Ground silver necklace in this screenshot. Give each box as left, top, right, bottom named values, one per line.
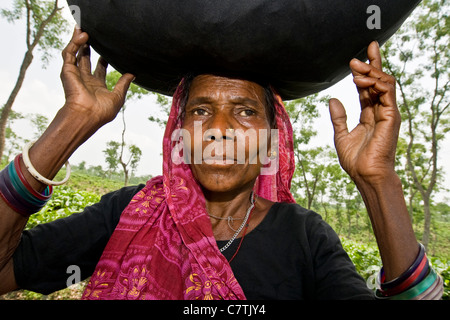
left=209, top=192, right=256, bottom=253
left=208, top=214, right=244, bottom=232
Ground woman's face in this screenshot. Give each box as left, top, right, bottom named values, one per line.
left=181, top=74, right=273, bottom=194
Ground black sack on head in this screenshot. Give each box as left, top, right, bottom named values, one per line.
left=67, top=0, right=420, bottom=100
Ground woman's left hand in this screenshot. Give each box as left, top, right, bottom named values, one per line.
left=329, top=41, right=400, bottom=186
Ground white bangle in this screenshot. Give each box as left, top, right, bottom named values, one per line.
left=22, top=141, right=71, bottom=186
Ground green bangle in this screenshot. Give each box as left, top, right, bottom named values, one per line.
left=8, top=161, right=48, bottom=206
left=376, top=268, right=438, bottom=300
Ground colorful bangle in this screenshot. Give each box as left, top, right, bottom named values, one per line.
left=15, top=154, right=52, bottom=201
left=379, top=243, right=425, bottom=290
left=375, top=240, right=443, bottom=300
left=0, top=156, right=53, bottom=217
left=22, top=141, right=71, bottom=186
left=413, top=273, right=443, bottom=300
left=8, top=161, right=47, bottom=207
left=379, top=253, right=428, bottom=296
left=0, top=174, right=32, bottom=217
left=380, top=268, right=438, bottom=300
left=0, top=166, right=40, bottom=216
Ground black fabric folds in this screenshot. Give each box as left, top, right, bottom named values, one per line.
left=67, top=0, right=420, bottom=100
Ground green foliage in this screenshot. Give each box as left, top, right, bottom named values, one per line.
left=105, top=70, right=149, bottom=100
left=1, top=0, right=70, bottom=66
left=103, top=140, right=121, bottom=174
left=103, top=71, right=148, bottom=185
left=148, top=93, right=172, bottom=128
left=26, top=185, right=101, bottom=229
left=381, top=0, right=450, bottom=249
left=341, top=237, right=449, bottom=300
left=430, top=257, right=450, bottom=300
left=340, top=238, right=381, bottom=291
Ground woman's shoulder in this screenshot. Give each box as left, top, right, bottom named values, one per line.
left=264, top=201, right=337, bottom=241
left=270, top=201, right=324, bottom=224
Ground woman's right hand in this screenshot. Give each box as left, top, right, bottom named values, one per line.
left=60, top=28, right=135, bottom=127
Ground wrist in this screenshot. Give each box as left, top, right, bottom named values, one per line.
left=353, top=171, right=418, bottom=280
left=60, top=102, right=110, bottom=132
left=352, top=169, right=401, bottom=192
left=21, top=105, right=102, bottom=190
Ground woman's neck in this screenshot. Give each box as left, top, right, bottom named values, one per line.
left=202, top=180, right=275, bottom=241
left=203, top=182, right=255, bottom=219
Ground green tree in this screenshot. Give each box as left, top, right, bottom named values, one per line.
left=1, top=109, right=25, bottom=166
left=0, top=0, right=69, bottom=160
left=104, top=71, right=148, bottom=186
left=28, top=113, right=49, bottom=138
left=381, top=0, right=450, bottom=250
left=103, top=140, right=120, bottom=177
left=148, top=93, right=172, bottom=128
left=284, top=94, right=334, bottom=210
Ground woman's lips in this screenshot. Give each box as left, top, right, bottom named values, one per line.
left=202, top=157, right=239, bottom=165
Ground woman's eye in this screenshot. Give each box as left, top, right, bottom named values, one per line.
left=193, top=109, right=209, bottom=116
left=239, top=109, right=255, bottom=117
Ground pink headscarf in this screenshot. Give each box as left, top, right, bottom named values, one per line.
left=82, top=79, right=295, bottom=300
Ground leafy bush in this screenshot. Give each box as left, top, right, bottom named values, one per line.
left=341, top=237, right=449, bottom=300
left=26, top=186, right=101, bottom=230
left=430, top=257, right=450, bottom=300
left=340, top=237, right=381, bottom=290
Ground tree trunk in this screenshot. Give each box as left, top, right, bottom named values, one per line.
left=120, top=161, right=129, bottom=187
left=0, top=51, right=34, bottom=160
left=422, top=196, right=432, bottom=251
left=0, top=0, right=60, bottom=161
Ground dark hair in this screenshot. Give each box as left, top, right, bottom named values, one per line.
left=178, top=73, right=276, bottom=128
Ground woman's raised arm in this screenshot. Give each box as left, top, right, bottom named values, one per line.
left=328, top=41, right=418, bottom=282
left=0, top=27, right=134, bottom=294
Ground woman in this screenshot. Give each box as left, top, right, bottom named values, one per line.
left=0, top=28, right=443, bottom=300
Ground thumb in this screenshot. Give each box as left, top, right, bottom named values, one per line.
left=112, top=73, right=135, bottom=104
left=329, top=98, right=349, bottom=139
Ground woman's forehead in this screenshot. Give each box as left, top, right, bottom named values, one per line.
left=187, top=74, right=266, bottom=105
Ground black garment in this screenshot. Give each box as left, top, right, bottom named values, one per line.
left=13, top=185, right=374, bottom=300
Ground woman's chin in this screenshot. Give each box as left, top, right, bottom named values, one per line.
left=191, top=162, right=260, bottom=194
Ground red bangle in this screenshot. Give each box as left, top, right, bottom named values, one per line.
left=0, top=187, right=30, bottom=217
left=15, top=154, right=52, bottom=200
left=380, top=253, right=429, bottom=296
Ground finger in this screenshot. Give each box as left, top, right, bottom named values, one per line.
left=353, top=77, right=398, bottom=125
left=329, top=98, right=349, bottom=139
left=77, top=44, right=92, bottom=74
left=353, top=76, right=396, bottom=105
left=350, top=59, right=395, bottom=87
left=367, top=41, right=383, bottom=71
left=61, top=28, right=89, bottom=66
left=112, top=73, right=136, bottom=106
left=93, top=57, right=108, bottom=81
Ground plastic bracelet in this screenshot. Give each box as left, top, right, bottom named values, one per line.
left=413, top=274, right=443, bottom=300
left=380, top=254, right=429, bottom=296
left=376, top=268, right=438, bottom=300
left=0, top=167, right=40, bottom=216
left=9, top=158, right=52, bottom=210
left=0, top=190, right=29, bottom=217
left=15, top=154, right=52, bottom=200
left=8, top=164, right=42, bottom=206
left=380, top=243, right=425, bottom=290
left=22, top=141, right=71, bottom=186
left=0, top=160, right=53, bottom=217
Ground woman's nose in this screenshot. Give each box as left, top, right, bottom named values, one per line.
left=205, top=112, right=234, bottom=141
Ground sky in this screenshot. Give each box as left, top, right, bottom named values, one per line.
left=0, top=1, right=448, bottom=201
